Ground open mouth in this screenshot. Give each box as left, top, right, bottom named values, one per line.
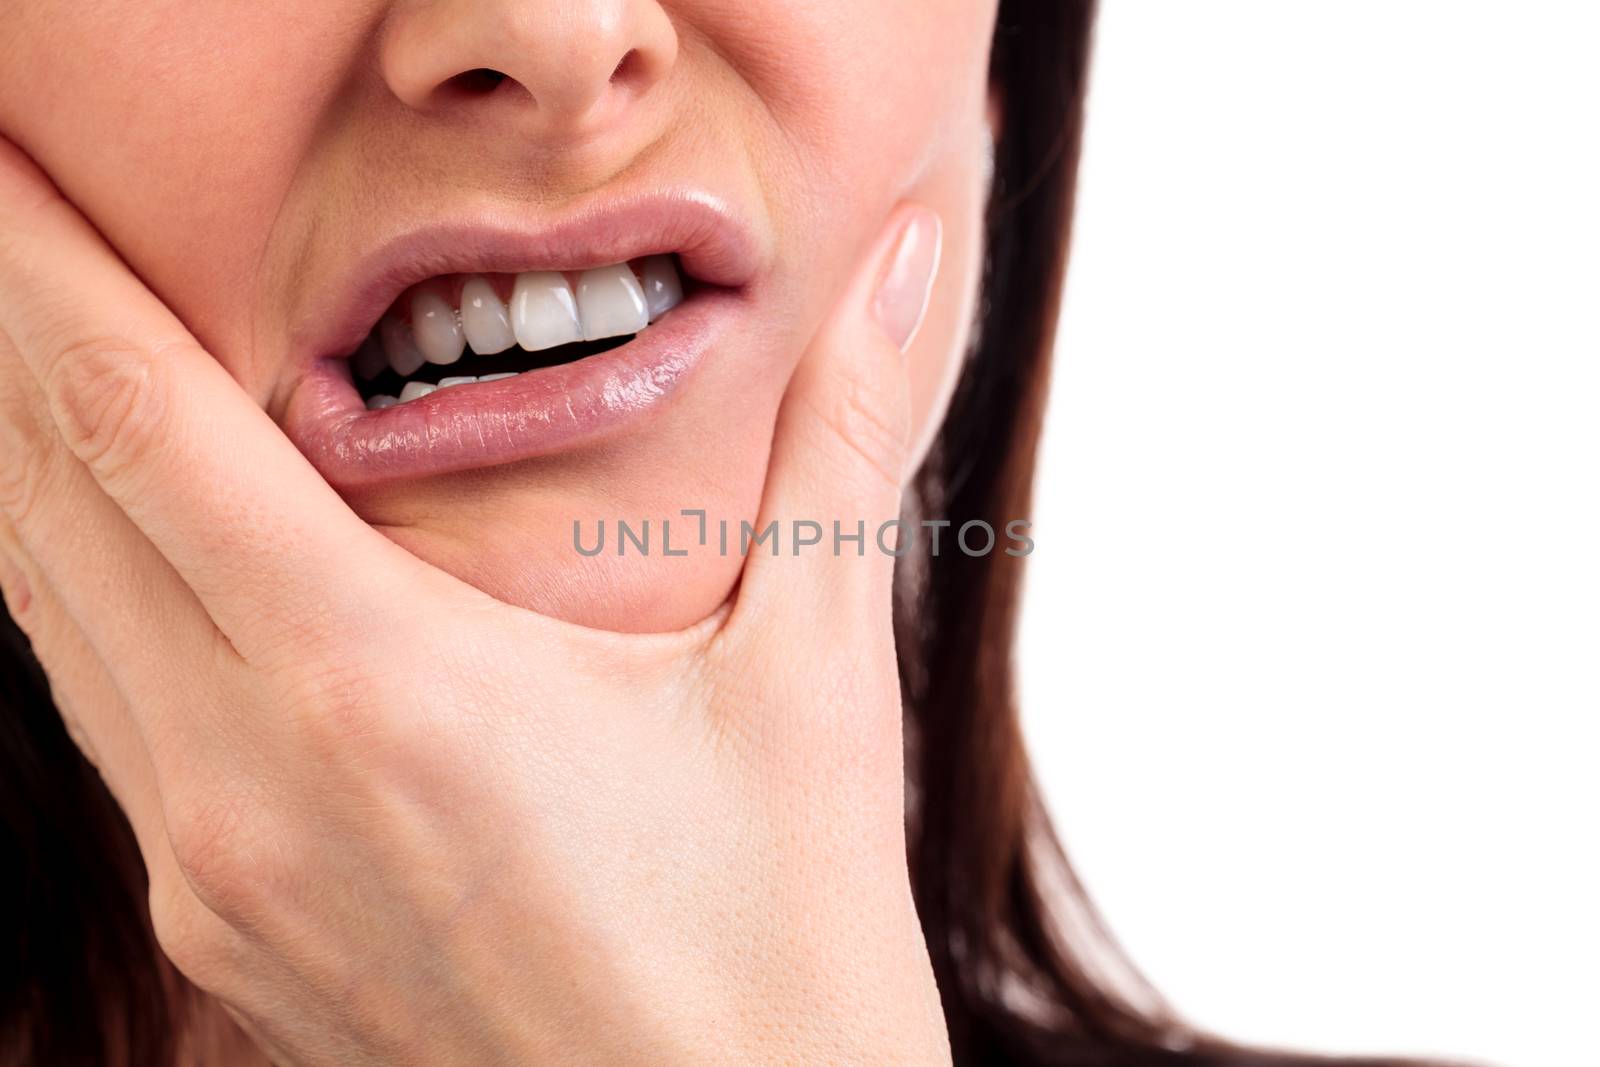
left=351, top=255, right=688, bottom=408
left=281, top=193, right=762, bottom=489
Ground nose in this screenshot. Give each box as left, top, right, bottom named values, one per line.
left=381, top=0, right=677, bottom=132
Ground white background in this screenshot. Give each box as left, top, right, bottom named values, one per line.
left=1018, top=5, right=1599, bottom=1066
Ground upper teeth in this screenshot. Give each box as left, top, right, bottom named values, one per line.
left=353, top=255, right=685, bottom=395
left=460, top=276, right=515, bottom=356
left=512, top=270, right=583, bottom=353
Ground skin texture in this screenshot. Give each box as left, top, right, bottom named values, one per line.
left=0, top=0, right=997, bottom=632
left=0, top=170, right=949, bottom=1063
left=0, top=1, right=1001, bottom=1061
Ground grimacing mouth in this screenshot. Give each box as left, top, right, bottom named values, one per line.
left=278, top=194, right=763, bottom=487
left=347, top=254, right=692, bottom=408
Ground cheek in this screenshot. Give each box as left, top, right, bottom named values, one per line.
left=0, top=2, right=353, bottom=397
left=708, top=0, right=997, bottom=464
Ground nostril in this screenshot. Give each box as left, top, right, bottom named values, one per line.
left=449, top=68, right=509, bottom=95
left=610, top=50, right=643, bottom=87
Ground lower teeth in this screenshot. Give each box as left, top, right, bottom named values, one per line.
left=361, top=334, right=634, bottom=409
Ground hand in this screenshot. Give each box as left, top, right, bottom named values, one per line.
left=0, top=138, right=948, bottom=1065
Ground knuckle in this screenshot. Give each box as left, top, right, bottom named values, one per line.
left=278, top=653, right=435, bottom=768
left=0, top=444, right=51, bottom=531
left=0, top=564, right=35, bottom=635
left=295, top=674, right=391, bottom=752
left=148, top=882, right=233, bottom=990
left=0, top=444, right=49, bottom=526
left=166, top=791, right=287, bottom=927
left=0, top=395, right=59, bottom=527
left=42, top=335, right=171, bottom=483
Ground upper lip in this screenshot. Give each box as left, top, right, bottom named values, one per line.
left=288, top=186, right=765, bottom=371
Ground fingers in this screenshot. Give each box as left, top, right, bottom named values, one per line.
left=732, top=203, right=942, bottom=636
left=0, top=138, right=422, bottom=664
left=0, top=528, right=175, bottom=870
left=0, top=360, right=234, bottom=768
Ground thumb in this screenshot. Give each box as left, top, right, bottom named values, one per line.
left=733, top=203, right=942, bottom=633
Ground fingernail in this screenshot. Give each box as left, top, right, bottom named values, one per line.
left=874, top=208, right=943, bottom=353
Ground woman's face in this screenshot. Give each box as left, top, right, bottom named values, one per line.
left=1, top=0, right=997, bottom=631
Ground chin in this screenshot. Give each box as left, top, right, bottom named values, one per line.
left=333, top=321, right=786, bottom=632
left=383, top=517, right=749, bottom=633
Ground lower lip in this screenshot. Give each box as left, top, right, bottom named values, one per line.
left=283, top=290, right=734, bottom=490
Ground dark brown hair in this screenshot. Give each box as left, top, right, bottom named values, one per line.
left=905, top=2, right=1440, bottom=1065
left=2, top=2, right=1443, bottom=1064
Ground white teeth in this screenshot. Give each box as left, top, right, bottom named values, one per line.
left=638, top=255, right=684, bottom=320
left=459, top=276, right=515, bottom=355
left=379, top=316, right=427, bottom=377
left=511, top=271, right=583, bottom=352
left=353, top=336, right=388, bottom=381
left=411, top=289, right=465, bottom=365
left=366, top=259, right=683, bottom=399
left=576, top=264, right=649, bottom=342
